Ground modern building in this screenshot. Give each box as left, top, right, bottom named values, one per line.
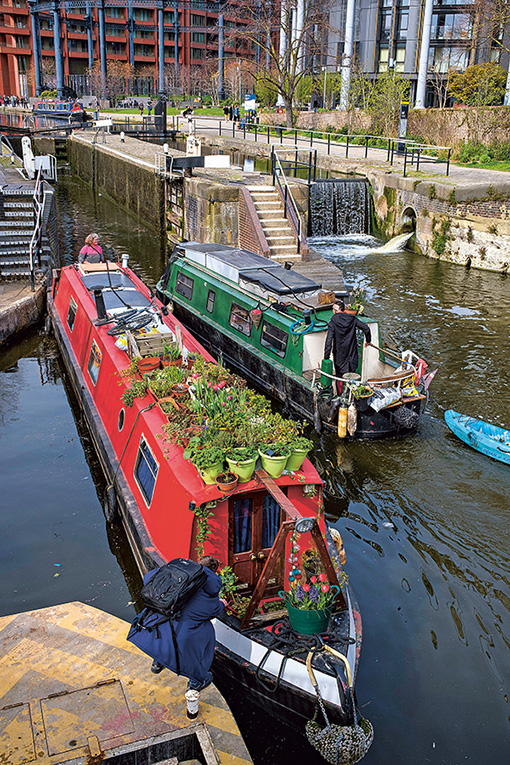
left=0, top=0, right=254, bottom=99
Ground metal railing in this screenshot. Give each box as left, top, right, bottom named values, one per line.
left=179, top=118, right=452, bottom=176
left=270, top=147, right=308, bottom=255
left=29, top=166, right=44, bottom=290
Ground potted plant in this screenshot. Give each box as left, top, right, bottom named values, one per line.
left=352, top=383, right=373, bottom=411
left=216, top=471, right=239, bottom=492
left=279, top=570, right=340, bottom=635
left=184, top=440, right=225, bottom=485
left=226, top=445, right=259, bottom=483
left=258, top=442, right=290, bottom=479
left=345, top=286, right=366, bottom=315
left=285, top=435, right=313, bottom=472
left=161, top=341, right=182, bottom=367
left=122, top=377, right=149, bottom=407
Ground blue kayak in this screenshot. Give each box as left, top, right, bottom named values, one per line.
left=444, top=410, right=510, bottom=465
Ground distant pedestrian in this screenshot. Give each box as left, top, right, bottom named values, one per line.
left=223, top=105, right=229, bottom=120
left=139, top=103, right=144, bottom=117
left=228, top=104, right=233, bottom=121
left=233, top=105, right=240, bottom=123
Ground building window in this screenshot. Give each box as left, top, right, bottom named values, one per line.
left=191, top=48, right=205, bottom=59
left=378, top=46, right=389, bottom=72
left=106, top=7, right=122, bottom=18
left=229, top=303, right=251, bottom=336
left=134, top=437, right=159, bottom=505
left=379, top=7, right=392, bottom=39
left=87, top=339, right=102, bottom=385
left=428, top=45, right=468, bottom=72
left=135, top=9, right=151, bottom=21
left=164, top=11, right=175, bottom=24
left=397, top=11, right=408, bottom=39
left=260, top=321, right=288, bottom=358
left=175, top=272, right=194, bottom=300
left=191, top=14, right=204, bottom=25
left=206, top=289, right=215, bottom=313
left=67, top=296, right=77, bottom=331
left=191, top=32, right=205, bottom=43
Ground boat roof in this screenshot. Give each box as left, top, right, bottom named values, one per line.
left=177, top=241, right=322, bottom=296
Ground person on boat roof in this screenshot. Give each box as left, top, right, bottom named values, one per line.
left=78, top=233, right=103, bottom=264
left=132, top=556, right=225, bottom=692
left=324, top=300, right=371, bottom=396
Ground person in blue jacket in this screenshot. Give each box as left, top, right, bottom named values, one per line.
left=129, top=556, right=225, bottom=691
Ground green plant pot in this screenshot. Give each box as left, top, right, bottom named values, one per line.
left=198, top=460, right=224, bottom=485
left=286, top=448, right=310, bottom=472
left=284, top=602, right=333, bottom=635
left=226, top=456, right=257, bottom=483
left=258, top=449, right=288, bottom=479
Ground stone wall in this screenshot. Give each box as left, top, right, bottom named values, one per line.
left=184, top=176, right=239, bottom=246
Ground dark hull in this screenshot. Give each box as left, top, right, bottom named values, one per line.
left=169, top=299, right=425, bottom=440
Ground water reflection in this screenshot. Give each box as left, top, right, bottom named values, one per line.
left=311, top=234, right=510, bottom=763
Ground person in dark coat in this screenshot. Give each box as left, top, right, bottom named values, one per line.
left=129, top=556, right=225, bottom=691
left=324, top=300, right=371, bottom=395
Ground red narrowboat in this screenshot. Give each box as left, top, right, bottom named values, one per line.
left=48, top=260, right=371, bottom=759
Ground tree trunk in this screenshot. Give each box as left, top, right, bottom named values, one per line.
left=284, top=97, right=294, bottom=128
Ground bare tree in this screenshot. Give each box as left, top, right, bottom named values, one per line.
left=222, top=0, right=336, bottom=127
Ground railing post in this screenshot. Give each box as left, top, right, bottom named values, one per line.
left=308, top=151, right=312, bottom=184
left=313, top=149, right=317, bottom=181
left=446, top=148, right=451, bottom=176
left=233, top=121, right=235, bottom=138
left=280, top=127, right=283, bottom=145
left=255, top=124, right=257, bottom=142
left=244, top=122, right=246, bottom=140
left=390, top=140, right=395, bottom=166
left=403, top=145, right=407, bottom=177
left=328, top=133, right=330, bottom=155
left=271, top=147, right=275, bottom=185
left=310, top=130, right=313, bottom=148
left=297, top=217, right=301, bottom=254
left=365, top=137, right=369, bottom=158
left=386, top=139, right=391, bottom=162
left=417, top=148, right=421, bottom=173
left=295, top=128, right=297, bottom=144
left=284, top=185, right=288, bottom=218
left=219, top=119, right=221, bottom=136
left=267, top=126, right=270, bottom=144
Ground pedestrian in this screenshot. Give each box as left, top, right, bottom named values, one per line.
left=228, top=104, right=233, bottom=121
left=147, top=98, right=153, bottom=115
left=132, top=556, right=225, bottom=692
left=139, top=103, right=144, bottom=117
left=324, top=300, right=371, bottom=395
left=233, top=104, right=240, bottom=123
left=223, top=104, right=229, bottom=121
left=78, top=233, right=103, bottom=264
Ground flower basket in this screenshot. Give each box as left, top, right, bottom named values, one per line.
left=286, top=448, right=310, bottom=472
left=226, top=456, right=257, bottom=483
left=258, top=448, right=289, bottom=479
left=216, top=471, right=239, bottom=493
left=171, top=382, right=189, bottom=397
left=161, top=356, right=183, bottom=368
left=198, top=461, right=225, bottom=485
left=157, top=396, right=179, bottom=419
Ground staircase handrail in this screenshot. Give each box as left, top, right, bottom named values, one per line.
left=271, top=147, right=309, bottom=256
left=29, top=166, right=44, bottom=290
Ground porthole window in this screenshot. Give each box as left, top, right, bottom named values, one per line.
left=118, top=408, right=125, bottom=432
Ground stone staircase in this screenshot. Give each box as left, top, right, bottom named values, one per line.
left=247, top=185, right=301, bottom=264
left=0, top=184, right=53, bottom=280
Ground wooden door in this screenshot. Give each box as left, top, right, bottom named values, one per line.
left=230, top=492, right=283, bottom=594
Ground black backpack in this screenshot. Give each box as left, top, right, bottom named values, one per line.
left=128, top=558, right=207, bottom=675
left=141, top=558, right=207, bottom=619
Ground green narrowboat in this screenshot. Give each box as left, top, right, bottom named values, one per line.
left=157, top=242, right=431, bottom=439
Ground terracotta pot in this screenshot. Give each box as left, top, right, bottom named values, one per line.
left=216, top=472, right=239, bottom=493
left=343, top=308, right=358, bottom=316
left=161, top=356, right=182, bottom=367
left=171, top=383, right=189, bottom=397
left=137, top=356, right=161, bottom=374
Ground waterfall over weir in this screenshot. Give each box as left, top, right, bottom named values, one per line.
left=310, top=179, right=370, bottom=236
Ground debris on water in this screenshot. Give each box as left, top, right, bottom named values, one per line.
left=54, top=563, right=61, bottom=567
left=54, top=573, right=60, bottom=577
left=382, top=522, right=395, bottom=529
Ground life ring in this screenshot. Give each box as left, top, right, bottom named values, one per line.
left=330, top=528, right=346, bottom=566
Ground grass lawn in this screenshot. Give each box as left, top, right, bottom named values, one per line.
left=454, top=160, right=510, bottom=172
left=101, top=106, right=225, bottom=117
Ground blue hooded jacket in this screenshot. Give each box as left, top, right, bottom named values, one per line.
left=128, top=566, right=224, bottom=684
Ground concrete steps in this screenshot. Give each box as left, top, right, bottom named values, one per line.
left=247, top=186, right=300, bottom=262
left=0, top=189, right=39, bottom=280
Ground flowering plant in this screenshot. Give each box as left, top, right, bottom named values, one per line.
left=347, top=286, right=366, bottom=313
left=283, top=570, right=338, bottom=611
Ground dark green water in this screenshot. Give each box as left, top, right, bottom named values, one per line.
left=1, top=177, right=509, bottom=764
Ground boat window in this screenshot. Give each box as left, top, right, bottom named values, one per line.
left=118, top=408, right=125, bottom=432
left=135, top=437, right=159, bottom=505
left=87, top=339, right=102, bottom=385
left=260, top=321, right=288, bottom=358
left=233, top=497, right=253, bottom=553
left=229, top=303, right=251, bottom=337
left=262, top=495, right=281, bottom=549
left=206, top=289, right=215, bottom=313
left=175, top=272, right=194, bottom=300
left=67, top=296, right=77, bottom=331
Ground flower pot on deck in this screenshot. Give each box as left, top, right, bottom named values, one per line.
left=286, top=448, right=310, bottom=472
left=258, top=449, right=288, bottom=479
left=198, top=461, right=225, bottom=485
left=137, top=356, right=161, bottom=374
left=226, top=456, right=257, bottom=483
left=216, top=471, right=239, bottom=492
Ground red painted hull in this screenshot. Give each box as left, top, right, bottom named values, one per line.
left=49, top=263, right=322, bottom=573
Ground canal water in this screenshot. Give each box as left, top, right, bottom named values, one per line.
left=1, top=173, right=509, bottom=764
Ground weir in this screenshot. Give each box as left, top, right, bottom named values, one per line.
left=309, top=178, right=370, bottom=236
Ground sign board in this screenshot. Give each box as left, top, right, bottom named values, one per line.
left=397, top=100, right=409, bottom=154
left=244, top=94, right=257, bottom=112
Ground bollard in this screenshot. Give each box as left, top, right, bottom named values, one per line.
left=120, top=131, right=125, bottom=143
left=121, top=253, right=129, bottom=268
left=163, top=143, right=169, bottom=154
left=185, top=688, right=200, bottom=720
